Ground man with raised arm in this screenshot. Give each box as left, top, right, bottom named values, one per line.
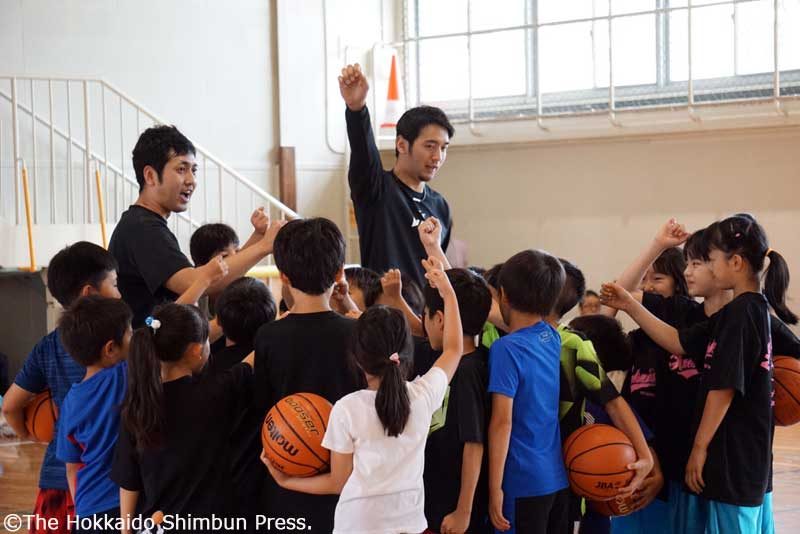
left=339, top=63, right=454, bottom=287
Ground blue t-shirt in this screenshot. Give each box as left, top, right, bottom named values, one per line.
left=14, top=329, right=85, bottom=491
left=488, top=322, right=568, bottom=498
left=56, top=361, right=127, bottom=516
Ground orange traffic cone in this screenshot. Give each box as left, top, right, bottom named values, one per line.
left=380, top=55, right=403, bottom=128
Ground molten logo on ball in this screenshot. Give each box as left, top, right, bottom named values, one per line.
left=264, top=413, right=300, bottom=457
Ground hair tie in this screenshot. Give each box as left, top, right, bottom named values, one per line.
left=388, top=352, right=400, bottom=366
left=145, top=316, right=161, bottom=332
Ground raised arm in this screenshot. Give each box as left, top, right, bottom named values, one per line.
left=600, top=282, right=686, bottom=355
left=424, top=258, right=464, bottom=381
left=602, top=218, right=690, bottom=317
left=340, top=64, right=384, bottom=203
left=379, top=269, right=424, bottom=337
left=418, top=217, right=452, bottom=270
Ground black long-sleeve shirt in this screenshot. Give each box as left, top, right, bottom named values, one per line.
left=345, top=106, right=452, bottom=287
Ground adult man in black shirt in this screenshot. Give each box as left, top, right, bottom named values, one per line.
left=109, top=125, right=283, bottom=326
left=339, top=63, right=454, bottom=288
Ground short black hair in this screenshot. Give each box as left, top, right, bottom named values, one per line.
left=568, top=315, right=632, bottom=373
left=395, top=106, right=455, bottom=158
left=215, top=277, right=276, bottom=346
left=554, top=258, right=587, bottom=318
left=483, top=263, right=504, bottom=291
left=58, top=295, right=132, bottom=366
left=345, top=267, right=382, bottom=308
left=190, top=223, right=239, bottom=266
left=132, top=125, right=196, bottom=192
left=273, top=218, right=345, bottom=295
left=582, top=290, right=599, bottom=302
left=424, top=269, right=492, bottom=336
left=47, top=242, right=119, bottom=308
left=499, top=250, right=565, bottom=316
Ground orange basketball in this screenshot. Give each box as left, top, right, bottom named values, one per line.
left=773, top=356, right=800, bottom=426
left=24, top=390, right=59, bottom=443
left=563, top=424, right=637, bottom=500
left=589, top=493, right=637, bottom=517
left=261, top=393, right=332, bottom=477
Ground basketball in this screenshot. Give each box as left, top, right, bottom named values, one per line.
left=774, top=356, right=800, bottom=427
left=563, top=424, right=637, bottom=500
left=589, top=493, right=637, bottom=516
left=261, top=393, right=333, bottom=477
left=24, top=390, right=59, bottom=443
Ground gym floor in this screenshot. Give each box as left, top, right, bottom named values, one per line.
left=2, top=425, right=799, bottom=533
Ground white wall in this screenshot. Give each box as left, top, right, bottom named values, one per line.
left=0, top=0, right=278, bottom=190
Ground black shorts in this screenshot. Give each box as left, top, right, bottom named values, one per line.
left=514, top=488, right=571, bottom=534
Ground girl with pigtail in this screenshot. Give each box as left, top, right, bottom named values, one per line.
left=111, top=303, right=254, bottom=534
left=263, top=257, right=464, bottom=534
left=601, top=213, right=796, bottom=534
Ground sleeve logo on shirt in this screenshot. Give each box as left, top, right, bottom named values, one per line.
left=411, top=217, right=422, bottom=228
left=704, top=340, right=717, bottom=370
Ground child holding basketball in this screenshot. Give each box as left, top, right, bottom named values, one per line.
left=55, top=296, right=133, bottom=532
left=602, top=214, right=796, bottom=533
left=253, top=217, right=363, bottom=533
left=2, top=242, right=120, bottom=534
left=263, top=256, right=464, bottom=534
left=112, top=303, right=254, bottom=534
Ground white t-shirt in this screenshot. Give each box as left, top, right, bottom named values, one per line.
left=321, top=365, right=449, bottom=534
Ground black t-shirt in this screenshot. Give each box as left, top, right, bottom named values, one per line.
left=345, top=107, right=452, bottom=288
left=424, top=348, right=491, bottom=533
left=109, top=205, right=193, bottom=327
left=205, top=344, right=263, bottom=523
left=772, top=316, right=800, bottom=357
left=678, top=292, right=773, bottom=506
left=641, top=293, right=707, bottom=483
left=413, top=337, right=441, bottom=379
left=253, top=311, right=363, bottom=533
left=111, top=363, right=253, bottom=532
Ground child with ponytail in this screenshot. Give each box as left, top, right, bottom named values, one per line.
left=601, top=214, right=796, bottom=533
left=111, top=303, right=254, bottom=534
left=263, top=257, right=463, bottom=534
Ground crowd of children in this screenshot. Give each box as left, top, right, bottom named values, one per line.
left=2, top=124, right=799, bottom=534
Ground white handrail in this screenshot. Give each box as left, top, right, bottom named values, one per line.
left=0, top=76, right=299, bottom=243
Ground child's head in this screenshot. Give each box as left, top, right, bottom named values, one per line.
left=554, top=258, right=586, bottom=319
left=344, top=267, right=382, bottom=310
left=124, top=303, right=209, bottom=449
left=273, top=218, right=345, bottom=296
left=706, top=214, right=797, bottom=324
left=189, top=223, right=239, bottom=266
left=215, top=277, right=276, bottom=346
left=423, top=269, right=492, bottom=350
left=579, top=290, right=602, bottom=316
left=568, top=314, right=632, bottom=391
left=58, top=295, right=133, bottom=367
left=641, top=247, right=688, bottom=299
left=352, top=306, right=413, bottom=437
left=498, top=249, right=565, bottom=322
left=683, top=228, right=718, bottom=298
left=47, top=241, right=120, bottom=307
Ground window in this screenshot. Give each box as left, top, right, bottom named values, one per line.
left=402, top=0, right=800, bottom=120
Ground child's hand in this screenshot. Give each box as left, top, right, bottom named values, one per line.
left=199, top=255, right=229, bottom=284
left=489, top=489, right=511, bottom=531
left=619, top=456, right=654, bottom=497
left=251, top=207, right=269, bottom=234
left=654, top=218, right=691, bottom=249
left=685, top=444, right=707, bottom=494
left=418, top=216, right=442, bottom=250
left=331, top=280, right=359, bottom=314
left=260, top=449, right=291, bottom=487
left=440, top=509, right=470, bottom=534
left=629, top=460, right=664, bottom=512
left=380, top=269, right=403, bottom=301
left=600, top=282, right=636, bottom=312
left=422, top=257, right=453, bottom=297
left=260, top=216, right=287, bottom=254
